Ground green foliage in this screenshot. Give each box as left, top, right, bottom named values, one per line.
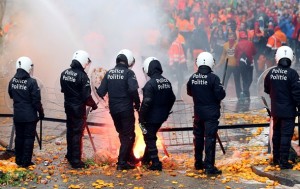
left=0, top=170, right=35, bottom=186
left=84, top=158, right=96, bottom=166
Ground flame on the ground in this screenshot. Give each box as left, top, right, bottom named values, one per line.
left=133, top=123, right=165, bottom=159
left=133, top=123, right=146, bottom=158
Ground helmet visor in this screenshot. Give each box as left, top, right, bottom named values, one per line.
left=30, top=64, right=34, bottom=76
left=129, top=57, right=135, bottom=68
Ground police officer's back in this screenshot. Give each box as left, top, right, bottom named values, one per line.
left=60, top=50, right=97, bottom=169
left=264, top=46, right=300, bottom=169
left=60, top=51, right=97, bottom=117
left=97, top=50, right=140, bottom=114
left=187, top=53, right=226, bottom=121
left=8, top=56, right=44, bottom=167
left=187, top=52, right=225, bottom=175
left=96, top=49, right=140, bottom=170
left=139, top=57, right=176, bottom=171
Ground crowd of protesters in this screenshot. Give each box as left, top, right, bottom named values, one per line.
left=153, top=0, right=300, bottom=99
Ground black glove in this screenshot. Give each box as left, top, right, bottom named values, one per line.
left=92, top=103, right=98, bottom=111
left=134, top=103, right=140, bottom=111
left=39, top=112, right=45, bottom=120
left=138, top=113, right=145, bottom=125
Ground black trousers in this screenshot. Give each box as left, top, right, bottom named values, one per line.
left=66, top=114, right=85, bottom=164
left=142, top=123, right=162, bottom=163
left=272, top=117, right=295, bottom=162
left=15, top=121, right=37, bottom=165
left=111, top=110, right=136, bottom=165
left=193, top=118, right=219, bottom=168
left=223, top=65, right=241, bottom=99
left=239, top=62, right=253, bottom=98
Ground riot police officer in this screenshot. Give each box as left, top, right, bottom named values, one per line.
left=60, top=50, right=98, bottom=169
left=139, top=57, right=176, bottom=171
left=264, top=46, right=300, bottom=169
left=187, top=52, right=226, bottom=175
left=8, top=56, right=44, bottom=167
left=96, top=49, right=140, bottom=170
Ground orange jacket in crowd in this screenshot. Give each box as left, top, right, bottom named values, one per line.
left=168, top=39, right=186, bottom=66
left=176, top=17, right=195, bottom=32
left=266, top=27, right=287, bottom=50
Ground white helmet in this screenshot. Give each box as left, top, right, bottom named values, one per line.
left=72, top=50, right=91, bottom=69
left=143, top=57, right=157, bottom=74
left=15, top=56, right=33, bottom=74
left=275, top=46, right=294, bottom=64
left=117, top=49, right=135, bottom=68
left=196, top=52, right=215, bottom=69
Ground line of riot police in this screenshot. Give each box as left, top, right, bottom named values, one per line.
left=8, top=46, right=300, bottom=174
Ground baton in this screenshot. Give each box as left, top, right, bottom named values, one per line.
left=222, top=58, right=229, bottom=86
left=86, top=105, right=97, bottom=153
left=261, top=96, right=272, bottom=152
left=261, top=96, right=271, bottom=117
left=40, top=119, right=42, bottom=150
left=216, top=133, right=226, bottom=155
left=35, top=131, right=41, bottom=150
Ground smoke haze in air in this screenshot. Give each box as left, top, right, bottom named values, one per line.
left=3, top=0, right=166, bottom=87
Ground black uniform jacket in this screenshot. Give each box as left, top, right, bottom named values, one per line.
left=139, top=60, right=176, bottom=124
left=60, top=60, right=96, bottom=117
left=264, top=65, right=300, bottom=118
left=8, top=69, right=43, bottom=122
left=187, top=65, right=226, bottom=120
left=96, top=63, right=140, bottom=115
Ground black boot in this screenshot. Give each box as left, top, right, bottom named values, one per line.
left=21, top=162, right=35, bottom=168
left=22, top=138, right=35, bottom=168
left=14, top=125, right=25, bottom=167
left=148, top=161, right=162, bottom=171
left=71, top=161, right=89, bottom=169
left=205, top=165, right=222, bottom=175
left=280, top=155, right=293, bottom=169
left=194, top=161, right=204, bottom=170
left=117, top=162, right=135, bottom=170
left=193, top=137, right=204, bottom=170
left=141, top=157, right=151, bottom=166
left=128, top=153, right=141, bottom=165
left=204, top=137, right=221, bottom=174
left=271, top=155, right=280, bottom=166
left=69, top=128, right=85, bottom=168
left=65, top=154, right=71, bottom=162
left=15, top=159, right=23, bottom=166
left=141, top=146, right=151, bottom=166
left=272, top=158, right=280, bottom=166
left=279, top=161, right=293, bottom=169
